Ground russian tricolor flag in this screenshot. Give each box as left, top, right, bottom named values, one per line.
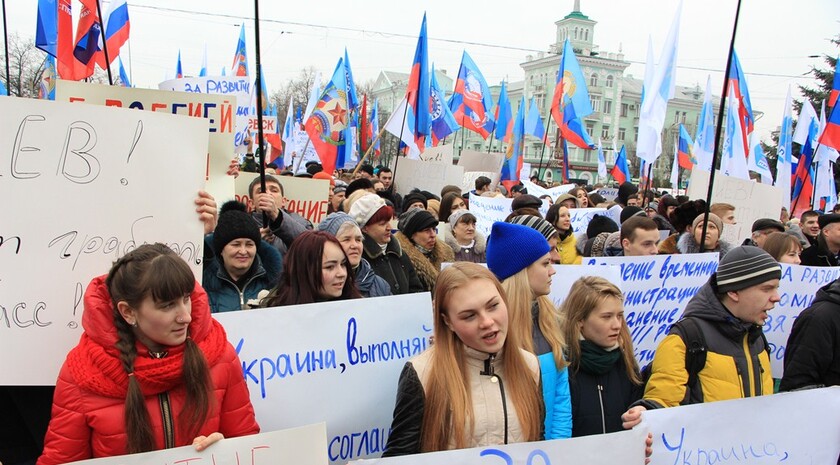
left=610, top=145, right=631, bottom=184
left=96, top=0, right=130, bottom=68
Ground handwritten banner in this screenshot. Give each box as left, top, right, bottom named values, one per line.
left=594, top=187, right=618, bottom=202
left=159, top=76, right=251, bottom=154
left=418, top=145, right=453, bottom=164
left=213, top=293, right=433, bottom=464
left=235, top=173, right=330, bottom=225
left=582, top=254, right=720, bottom=365
left=687, top=169, right=783, bottom=245
left=764, top=264, right=840, bottom=376
left=56, top=80, right=236, bottom=201
left=393, top=158, right=464, bottom=199
left=644, top=387, right=840, bottom=465
left=0, top=97, right=208, bottom=385
left=349, top=427, right=646, bottom=465
left=66, top=423, right=329, bottom=465
left=283, top=127, right=321, bottom=174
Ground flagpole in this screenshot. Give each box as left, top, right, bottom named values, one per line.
left=94, top=0, right=113, bottom=85
left=1, top=0, right=10, bottom=95
left=392, top=98, right=411, bottom=181
left=699, top=0, right=743, bottom=253
left=459, top=127, right=466, bottom=157
left=557, top=129, right=567, bottom=184
left=294, top=138, right=312, bottom=173
left=486, top=132, right=495, bottom=153
left=536, top=103, right=552, bottom=183
left=353, top=126, right=389, bottom=176
left=643, top=163, right=653, bottom=206
left=252, top=0, right=269, bottom=227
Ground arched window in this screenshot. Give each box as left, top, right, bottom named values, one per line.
left=584, top=29, right=589, bottom=41
left=590, top=73, right=598, bottom=87
left=605, top=75, right=614, bottom=88
left=574, top=27, right=578, bottom=39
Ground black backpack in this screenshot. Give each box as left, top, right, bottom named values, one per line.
left=640, top=318, right=707, bottom=396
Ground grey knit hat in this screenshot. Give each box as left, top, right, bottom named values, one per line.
left=508, top=215, right=557, bottom=241
left=317, top=212, right=357, bottom=237
left=715, top=246, right=782, bottom=293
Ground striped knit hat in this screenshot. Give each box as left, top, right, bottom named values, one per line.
left=508, top=215, right=557, bottom=241
left=715, top=245, right=781, bottom=293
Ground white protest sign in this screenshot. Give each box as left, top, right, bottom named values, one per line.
left=56, top=80, right=236, bottom=201
left=644, top=387, right=840, bottom=465
left=764, top=264, right=840, bottom=376
left=213, top=293, right=433, bottom=464
left=687, top=169, right=783, bottom=245
left=350, top=427, right=646, bottom=465
left=582, top=254, right=720, bottom=365
left=235, top=173, right=330, bottom=225
left=159, top=76, right=251, bottom=153
left=520, top=161, right=531, bottom=180
left=568, top=208, right=609, bottom=235
left=248, top=115, right=279, bottom=134
left=594, top=187, right=618, bottom=202
left=468, top=194, right=550, bottom=238
left=462, top=171, right=499, bottom=193
left=418, top=145, right=453, bottom=164
left=66, top=423, right=329, bottom=465
left=549, top=265, right=623, bottom=309
left=289, top=127, right=320, bottom=174
left=394, top=158, right=464, bottom=198
left=1, top=97, right=208, bottom=385
left=457, top=149, right=504, bottom=173
left=522, top=180, right=575, bottom=199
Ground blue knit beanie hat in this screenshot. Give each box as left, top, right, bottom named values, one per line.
left=487, top=222, right=551, bottom=281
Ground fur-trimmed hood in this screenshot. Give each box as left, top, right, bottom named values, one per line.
left=676, top=232, right=733, bottom=260
left=444, top=231, right=487, bottom=255
left=395, top=231, right=454, bottom=291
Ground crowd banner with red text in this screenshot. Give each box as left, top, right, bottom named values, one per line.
left=234, top=172, right=330, bottom=225
left=0, top=97, right=208, bottom=385
left=56, top=80, right=236, bottom=201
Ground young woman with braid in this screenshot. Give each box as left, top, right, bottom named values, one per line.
left=38, top=244, right=258, bottom=465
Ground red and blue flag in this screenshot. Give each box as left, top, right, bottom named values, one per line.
left=370, top=99, right=381, bottom=158
left=792, top=128, right=816, bottom=217
left=175, top=50, right=183, bottom=78
left=819, top=92, right=840, bottom=152
left=231, top=24, right=248, bottom=77
left=429, top=64, right=460, bottom=145
left=551, top=39, right=595, bottom=148
left=450, top=51, right=495, bottom=139
left=728, top=50, right=754, bottom=156
left=500, top=97, right=526, bottom=191
left=405, top=14, right=431, bottom=150
left=71, top=0, right=102, bottom=80
left=95, top=0, right=130, bottom=68
left=677, top=124, right=696, bottom=169
left=305, top=58, right=348, bottom=175
left=610, top=145, right=631, bottom=184
left=830, top=57, right=839, bottom=109
left=494, top=81, right=513, bottom=142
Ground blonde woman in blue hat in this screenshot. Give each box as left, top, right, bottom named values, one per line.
left=487, top=222, right=571, bottom=440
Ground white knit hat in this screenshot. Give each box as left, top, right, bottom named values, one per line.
left=349, top=193, right=386, bottom=227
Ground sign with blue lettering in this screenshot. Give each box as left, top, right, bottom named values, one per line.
left=213, top=293, right=433, bottom=464
left=764, top=264, right=840, bottom=376
left=66, top=423, right=328, bottom=465
left=644, top=387, right=840, bottom=465
left=582, top=254, right=719, bottom=365
left=0, top=97, right=208, bottom=385
left=349, top=426, right=645, bottom=465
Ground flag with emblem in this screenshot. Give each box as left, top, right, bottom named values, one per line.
left=305, top=58, right=348, bottom=175
left=450, top=51, right=495, bottom=139
left=39, top=54, right=57, bottom=99
left=231, top=24, right=248, bottom=77
left=551, top=38, right=595, bottom=148
left=500, top=97, right=526, bottom=191
left=429, top=64, right=460, bottom=145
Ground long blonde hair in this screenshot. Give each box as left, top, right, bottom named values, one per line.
left=562, top=276, right=641, bottom=384
left=421, top=262, right=542, bottom=452
left=500, top=268, right=567, bottom=370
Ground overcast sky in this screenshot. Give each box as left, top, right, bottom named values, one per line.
left=5, top=0, right=839, bottom=140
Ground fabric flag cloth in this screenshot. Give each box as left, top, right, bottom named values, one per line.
left=360, top=95, right=370, bottom=154
left=199, top=44, right=208, bottom=77
left=116, top=57, right=131, bottom=87
left=231, top=24, right=248, bottom=77
left=830, top=57, right=839, bottom=109
left=639, top=159, right=649, bottom=189
left=343, top=48, right=359, bottom=111
left=816, top=100, right=840, bottom=162
left=670, top=139, right=680, bottom=188
left=450, top=51, right=495, bottom=139
left=747, top=132, right=773, bottom=184
left=693, top=75, right=715, bottom=171
left=792, top=123, right=817, bottom=217
left=428, top=64, right=460, bottom=145
left=641, top=36, right=655, bottom=103
left=303, top=71, right=322, bottom=123
left=175, top=50, right=183, bottom=79
left=677, top=124, right=696, bottom=170
left=814, top=156, right=837, bottom=211
left=343, top=111, right=359, bottom=169
left=71, top=0, right=102, bottom=81
left=776, top=87, right=794, bottom=211
left=304, top=57, right=349, bottom=174
left=728, top=50, right=755, bottom=156
left=39, top=54, right=57, bottom=99
left=494, top=81, right=513, bottom=143
left=550, top=38, right=595, bottom=148
left=383, top=97, right=421, bottom=158
left=95, top=0, right=130, bottom=68
left=36, top=0, right=59, bottom=57
left=597, top=139, right=607, bottom=178
left=500, top=97, right=527, bottom=190
left=524, top=97, right=546, bottom=142
left=637, top=2, right=681, bottom=164
left=264, top=105, right=283, bottom=167
left=0, top=78, right=7, bottom=96
left=281, top=96, right=297, bottom=168
left=793, top=101, right=818, bottom=146
left=721, top=86, right=750, bottom=180
left=562, top=138, right=571, bottom=183
left=370, top=99, right=381, bottom=158
left=610, top=145, right=631, bottom=184
left=404, top=14, right=431, bottom=151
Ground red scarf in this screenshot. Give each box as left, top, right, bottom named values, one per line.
left=65, top=276, right=229, bottom=398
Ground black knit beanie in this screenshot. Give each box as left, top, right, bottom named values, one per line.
left=213, top=201, right=261, bottom=255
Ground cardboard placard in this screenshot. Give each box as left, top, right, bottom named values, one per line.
left=234, top=173, right=330, bottom=225
left=393, top=158, right=464, bottom=198
left=457, top=149, right=504, bottom=173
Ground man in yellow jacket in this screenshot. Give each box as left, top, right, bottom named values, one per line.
left=623, top=246, right=781, bottom=424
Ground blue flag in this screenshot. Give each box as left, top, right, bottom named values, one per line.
left=524, top=97, right=546, bottom=142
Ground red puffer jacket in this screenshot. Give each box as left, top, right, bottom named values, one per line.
left=38, top=276, right=259, bottom=465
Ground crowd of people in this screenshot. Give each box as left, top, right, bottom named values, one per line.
left=4, top=160, right=840, bottom=465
